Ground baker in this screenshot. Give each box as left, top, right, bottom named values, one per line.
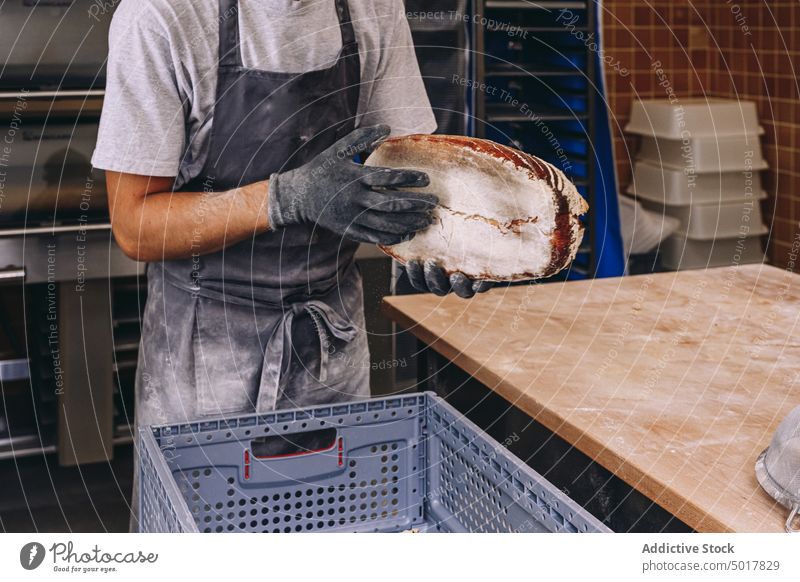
left=91, top=0, right=491, bottom=531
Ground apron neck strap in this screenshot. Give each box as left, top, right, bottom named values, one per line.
left=335, top=0, right=356, bottom=46
left=217, top=0, right=357, bottom=68
left=218, top=0, right=242, bottom=67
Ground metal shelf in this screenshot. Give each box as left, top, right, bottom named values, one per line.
left=112, top=341, right=140, bottom=353
left=520, top=26, right=590, bottom=32
left=407, top=19, right=467, bottom=33
left=0, top=427, right=132, bottom=461
left=113, top=359, right=138, bottom=374
left=0, top=89, right=104, bottom=99
left=475, top=0, right=599, bottom=276
left=0, top=89, right=104, bottom=118
left=486, top=103, right=587, bottom=122
left=114, top=424, right=133, bottom=443
left=485, top=66, right=585, bottom=78
left=0, top=433, right=53, bottom=460
left=0, top=222, right=111, bottom=239
left=113, top=315, right=143, bottom=327
left=485, top=1, right=587, bottom=8
left=0, top=358, right=30, bottom=382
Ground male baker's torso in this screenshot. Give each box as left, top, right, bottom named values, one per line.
left=93, top=0, right=437, bottom=425
left=94, top=0, right=436, bottom=186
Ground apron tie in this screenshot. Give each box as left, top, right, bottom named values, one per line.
left=257, top=299, right=359, bottom=412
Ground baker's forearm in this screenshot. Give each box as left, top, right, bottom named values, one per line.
left=107, top=126, right=436, bottom=262
left=112, top=179, right=270, bottom=262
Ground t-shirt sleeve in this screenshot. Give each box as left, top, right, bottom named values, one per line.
left=359, top=6, right=438, bottom=136
left=91, top=6, right=186, bottom=177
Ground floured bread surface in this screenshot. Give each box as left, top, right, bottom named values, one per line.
left=365, top=134, right=589, bottom=281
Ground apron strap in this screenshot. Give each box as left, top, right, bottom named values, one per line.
left=335, top=0, right=357, bottom=47
left=257, top=299, right=359, bottom=412
left=218, top=0, right=242, bottom=68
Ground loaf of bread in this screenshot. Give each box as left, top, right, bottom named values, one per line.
left=364, top=135, right=589, bottom=281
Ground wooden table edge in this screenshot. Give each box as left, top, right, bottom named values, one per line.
left=382, top=298, right=734, bottom=533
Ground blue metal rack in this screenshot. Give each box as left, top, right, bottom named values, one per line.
left=473, top=0, right=625, bottom=278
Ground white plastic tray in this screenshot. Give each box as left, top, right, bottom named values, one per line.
left=627, top=161, right=764, bottom=205
left=638, top=196, right=768, bottom=241
left=625, top=98, right=763, bottom=138
left=636, top=135, right=767, bottom=173
left=660, top=232, right=766, bottom=270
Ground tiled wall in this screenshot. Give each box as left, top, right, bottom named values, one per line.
left=708, top=1, right=800, bottom=267
left=602, top=0, right=798, bottom=267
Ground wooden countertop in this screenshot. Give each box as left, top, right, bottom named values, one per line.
left=383, top=264, right=798, bottom=532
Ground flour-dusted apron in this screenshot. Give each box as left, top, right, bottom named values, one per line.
left=130, top=0, right=370, bottom=531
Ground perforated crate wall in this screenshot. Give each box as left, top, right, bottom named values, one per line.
left=139, top=393, right=608, bottom=533
left=139, top=426, right=189, bottom=533
left=425, top=398, right=602, bottom=533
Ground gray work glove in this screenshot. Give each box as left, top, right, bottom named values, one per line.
left=406, top=259, right=494, bottom=299
left=268, top=125, right=438, bottom=245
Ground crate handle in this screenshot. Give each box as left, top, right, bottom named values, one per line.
left=250, top=427, right=338, bottom=460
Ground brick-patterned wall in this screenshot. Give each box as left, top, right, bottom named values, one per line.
left=603, top=0, right=712, bottom=188
left=601, top=0, right=798, bottom=267
left=707, top=1, right=799, bottom=267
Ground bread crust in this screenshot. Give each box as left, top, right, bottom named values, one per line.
left=368, top=134, right=589, bottom=281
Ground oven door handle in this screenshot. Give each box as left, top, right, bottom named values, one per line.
left=0, top=266, right=26, bottom=285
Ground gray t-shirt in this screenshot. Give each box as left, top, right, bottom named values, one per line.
left=91, top=0, right=437, bottom=186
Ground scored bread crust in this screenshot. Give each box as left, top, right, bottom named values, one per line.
left=366, top=134, right=589, bottom=281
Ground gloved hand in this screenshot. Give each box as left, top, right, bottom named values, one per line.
left=268, top=125, right=438, bottom=245
left=406, top=259, right=494, bottom=299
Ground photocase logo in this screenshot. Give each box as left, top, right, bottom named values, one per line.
left=19, top=542, right=46, bottom=570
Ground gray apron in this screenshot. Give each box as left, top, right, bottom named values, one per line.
left=130, top=0, right=370, bottom=530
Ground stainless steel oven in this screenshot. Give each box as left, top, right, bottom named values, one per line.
left=0, top=89, right=141, bottom=466
left=0, top=112, right=107, bottom=227
left=0, top=0, right=112, bottom=89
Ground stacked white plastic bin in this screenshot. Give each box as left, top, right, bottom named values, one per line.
left=625, top=99, right=768, bottom=270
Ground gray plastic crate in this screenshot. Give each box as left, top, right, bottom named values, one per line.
left=139, top=392, right=609, bottom=533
